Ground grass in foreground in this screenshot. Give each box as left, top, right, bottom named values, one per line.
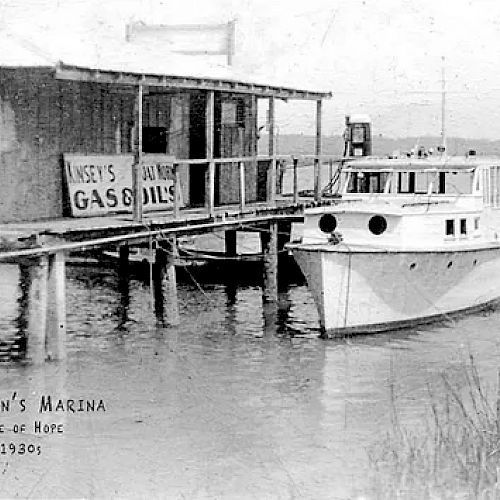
left=368, top=355, right=500, bottom=499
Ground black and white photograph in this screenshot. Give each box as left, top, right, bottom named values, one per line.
left=1, top=0, right=500, bottom=498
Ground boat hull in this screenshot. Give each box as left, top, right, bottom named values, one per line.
left=289, top=245, right=500, bottom=336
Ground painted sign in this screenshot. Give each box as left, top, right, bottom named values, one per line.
left=63, top=154, right=181, bottom=217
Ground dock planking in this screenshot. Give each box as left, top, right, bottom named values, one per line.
left=0, top=199, right=337, bottom=261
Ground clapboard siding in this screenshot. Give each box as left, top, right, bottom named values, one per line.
left=0, top=68, right=258, bottom=222
left=216, top=94, right=257, bottom=205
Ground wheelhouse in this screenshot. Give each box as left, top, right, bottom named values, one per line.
left=340, top=159, right=481, bottom=197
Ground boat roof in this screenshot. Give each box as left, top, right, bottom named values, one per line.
left=343, top=156, right=500, bottom=171
left=0, top=31, right=331, bottom=101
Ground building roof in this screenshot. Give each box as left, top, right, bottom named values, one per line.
left=0, top=31, right=332, bottom=100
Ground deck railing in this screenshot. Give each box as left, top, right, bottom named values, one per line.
left=174, top=154, right=342, bottom=216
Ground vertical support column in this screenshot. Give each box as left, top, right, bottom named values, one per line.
left=205, top=90, right=215, bottom=217
left=133, top=83, right=144, bottom=222
left=293, top=157, right=299, bottom=203
left=328, top=159, right=334, bottom=194
left=117, top=245, right=130, bottom=329
left=16, top=262, right=31, bottom=358
left=26, top=256, right=49, bottom=364
left=314, top=99, right=323, bottom=202
left=239, top=161, right=246, bottom=212
left=154, top=238, right=180, bottom=326
left=46, top=251, right=66, bottom=361
left=261, top=222, right=278, bottom=303
left=173, top=162, right=181, bottom=219
left=267, top=96, right=276, bottom=204
left=119, top=244, right=129, bottom=275
left=225, top=230, right=237, bottom=257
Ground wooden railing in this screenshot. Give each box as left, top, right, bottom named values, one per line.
left=173, top=154, right=342, bottom=216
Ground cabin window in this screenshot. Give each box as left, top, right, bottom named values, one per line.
left=347, top=172, right=389, bottom=193
left=474, top=217, right=480, bottom=231
left=397, top=172, right=415, bottom=193
left=445, top=219, right=455, bottom=236
left=460, top=218, right=467, bottom=235
left=444, top=171, right=474, bottom=195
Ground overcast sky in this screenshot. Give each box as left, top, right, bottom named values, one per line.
left=2, top=0, right=500, bottom=139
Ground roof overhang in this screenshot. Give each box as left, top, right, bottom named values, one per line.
left=54, top=62, right=332, bottom=101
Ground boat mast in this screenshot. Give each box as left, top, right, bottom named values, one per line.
left=441, top=56, right=446, bottom=153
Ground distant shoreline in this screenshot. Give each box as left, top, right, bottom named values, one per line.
left=258, top=133, right=500, bottom=157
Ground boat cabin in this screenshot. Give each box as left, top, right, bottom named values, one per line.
left=301, top=157, right=500, bottom=248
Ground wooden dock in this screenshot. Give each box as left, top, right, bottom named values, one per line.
left=0, top=196, right=338, bottom=364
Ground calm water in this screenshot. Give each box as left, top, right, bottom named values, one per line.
left=0, top=259, right=500, bottom=499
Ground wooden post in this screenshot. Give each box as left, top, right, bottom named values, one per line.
left=261, top=222, right=278, bottom=303
left=268, top=96, right=276, bottom=204
left=239, top=161, right=246, bottom=212
left=117, top=245, right=130, bottom=329
left=154, top=238, right=180, bottom=326
left=26, top=256, right=49, bottom=364
left=15, top=263, right=31, bottom=359
left=225, top=230, right=237, bottom=257
left=293, top=157, right=299, bottom=203
left=314, top=99, right=322, bottom=202
left=328, top=158, right=333, bottom=194
left=173, top=163, right=180, bottom=219
left=205, top=90, right=215, bottom=217
left=46, top=251, right=66, bottom=361
left=119, top=244, right=129, bottom=274
left=133, top=83, right=144, bottom=221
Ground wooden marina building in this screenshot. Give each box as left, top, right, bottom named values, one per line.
left=0, top=28, right=332, bottom=362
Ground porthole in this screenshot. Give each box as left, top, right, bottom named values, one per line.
left=368, top=215, right=387, bottom=235
left=410, top=263, right=416, bottom=270
left=319, top=214, right=337, bottom=233
left=447, top=261, right=453, bottom=268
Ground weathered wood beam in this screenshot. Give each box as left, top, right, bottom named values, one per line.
left=314, top=99, right=322, bottom=202
left=267, top=96, right=276, bottom=204
left=154, top=238, right=180, bottom=326
left=205, top=90, right=215, bottom=216
left=133, top=83, right=144, bottom=221
left=45, top=251, right=66, bottom=361
left=261, top=222, right=278, bottom=303
left=55, top=65, right=332, bottom=100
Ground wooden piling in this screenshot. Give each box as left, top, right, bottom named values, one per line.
left=46, top=251, right=66, bottom=360
left=154, top=238, right=180, bottom=326
left=26, top=256, right=49, bottom=364
left=117, top=245, right=130, bottom=328
left=261, top=222, right=278, bottom=303
left=119, top=245, right=129, bottom=275
left=225, top=230, right=237, bottom=257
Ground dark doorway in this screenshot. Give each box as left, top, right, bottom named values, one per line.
left=189, top=93, right=207, bottom=206
left=143, top=127, right=168, bottom=153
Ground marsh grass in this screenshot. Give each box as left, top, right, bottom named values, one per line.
left=368, top=355, right=500, bottom=499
